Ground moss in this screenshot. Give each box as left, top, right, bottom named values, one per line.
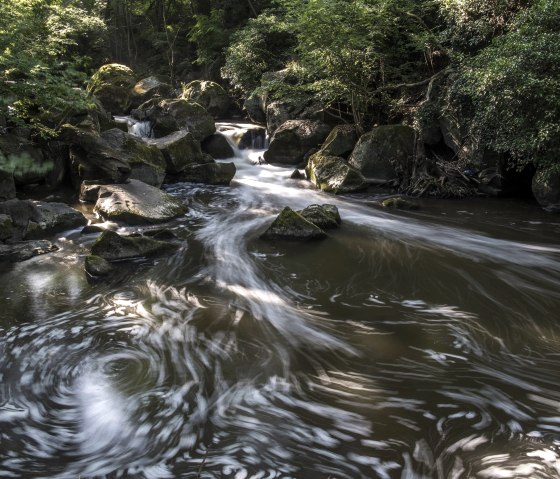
left=85, top=254, right=113, bottom=276
left=261, top=207, right=326, bottom=241
left=381, top=197, right=420, bottom=210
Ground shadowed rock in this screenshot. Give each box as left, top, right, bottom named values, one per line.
left=91, top=230, right=177, bottom=260
left=85, top=254, right=113, bottom=276
left=261, top=207, right=327, bottom=241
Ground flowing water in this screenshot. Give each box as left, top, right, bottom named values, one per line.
left=1, top=122, right=560, bottom=478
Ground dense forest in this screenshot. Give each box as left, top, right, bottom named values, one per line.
left=1, top=0, right=559, bottom=204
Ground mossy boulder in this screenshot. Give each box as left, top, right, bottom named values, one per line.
left=181, top=80, right=231, bottom=118
left=90, top=179, right=187, bottom=225
left=152, top=99, right=216, bottom=141
left=101, top=129, right=167, bottom=187
left=320, top=125, right=358, bottom=158
left=91, top=230, right=177, bottom=261
left=381, top=197, right=420, bottom=210
left=146, top=130, right=207, bottom=174
left=298, top=204, right=341, bottom=229
left=532, top=166, right=560, bottom=213
left=306, top=152, right=367, bottom=194
left=177, top=161, right=236, bottom=185
left=260, top=207, right=327, bottom=241
left=85, top=254, right=113, bottom=276
left=348, top=125, right=415, bottom=184
left=263, top=120, right=331, bottom=166
left=130, top=76, right=175, bottom=109
left=88, top=64, right=136, bottom=115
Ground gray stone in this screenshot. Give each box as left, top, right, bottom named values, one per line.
left=263, top=120, right=331, bottom=166
left=24, top=201, right=87, bottom=239
left=178, top=162, right=236, bottom=185
left=202, top=133, right=235, bottom=159
left=85, top=254, right=113, bottom=276
left=306, top=153, right=367, bottom=194
left=88, top=63, right=136, bottom=115
left=91, top=179, right=187, bottom=225
left=320, top=125, right=358, bottom=158
left=381, top=197, right=420, bottom=210
left=0, top=214, right=14, bottom=241
left=348, top=125, right=415, bottom=184
left=181, top=80, right=231, bottom=118
left=298, top=204, right=341, bottom=229
left=146, top=130, right=207, bottom=174
left=0, top=169, right=16, bottom=201
left=130, top=76, right=175, bottom=109
left=0, top=240, right=58, bottom=262
left=91, top=230, right=177, bottom=260
left=260, top=207, right=326, bottom=241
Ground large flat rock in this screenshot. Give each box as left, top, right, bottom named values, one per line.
left=86, top=179, right=187, bottom=225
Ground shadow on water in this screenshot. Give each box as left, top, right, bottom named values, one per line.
left=1, top=122, right=560, bottom=478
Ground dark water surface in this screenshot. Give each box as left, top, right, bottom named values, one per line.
left=1, top=124, right=560, bottom=478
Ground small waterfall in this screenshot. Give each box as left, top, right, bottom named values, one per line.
left=113, top=116, right=154, bottom=138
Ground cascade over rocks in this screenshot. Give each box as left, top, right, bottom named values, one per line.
left=349, top=125, right=415, bottom=184
left=82, top=179, right=187, bottom=225
left=91, top=230, right=177, bottom=261
left=306, top=152, right=367, bottom=194
left=182, top=80, right=231, bottom=119
left=263, top=120, right=331, bottom=166
left=88, top=64, right=136, bottom=115
left=260, top=207, right=327, bottom=241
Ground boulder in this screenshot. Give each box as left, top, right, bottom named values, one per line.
left=181, top=80, right=231, bottom=118
left=0, top=214, right=14, bottom=241
left=260, top=207, right=327, bottom=241
left=62, top=125, right=131, bottom=184
left=24, top=201, right=87, bottom=239
left=85, top=254, right=113, bottom=276
left=263, top=120, right=331, bottom=166
left=532, top=166, right=560, bottom=212
left=348, top=125, right=415, bottom=184
left=320, top=125, right=358, bottom=158
left=146, top=130, right=208, bottom=174
left=381, top=197, right=420, bottom=210
left=151, top=99, right=216, bottom=140
left=306, top=153, right=367, bottom=194
left=130, top=76, right=175, bottom=109
left=0, top=169, right=16, bottom=200
left=243, top=96, right=266, bottom=124
left=89, top=179, right=187, bottom=224
left=0, top=199, right=40, bottom=240
left=91, top=230, right=177, bottom=260
left=0, top=240, right=58, bottom=262
left=0, top=133, right=50, bottom=186
left=290, top=169, right=304, bottom=180
left=101, top=129, right=166, bottom=187
left=177, top=161, right=236, bottom=185
left=201, top=133, right=235, bottom=159
left=298, top=204, right=341, bottom=229
left=88, top=64, right=136, bottom=115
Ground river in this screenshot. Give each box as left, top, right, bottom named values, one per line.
left=0, top=122, right=559, bottom=478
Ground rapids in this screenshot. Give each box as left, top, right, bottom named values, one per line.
left=1, top=122, right=560, bottom=478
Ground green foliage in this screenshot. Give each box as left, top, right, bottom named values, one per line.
left=0, top=0, right=105, bottom=137
left=455, top=0, right=560, bottom=166
left=221, top=12, right=296, bottom=95
left=188, top=9, right=230, bottom=66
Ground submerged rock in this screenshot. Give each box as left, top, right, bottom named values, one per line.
left=0, top=240, right=58, bottom=262
left=87, top=179, right=187, bottom=225
left=306, top=153, right=367, bottom=194
left=381, top=197, right=420, bottom=210
left=91, top=230, right=177, bottom=260
left=298, top=204, right=341, bottom=229
left=260, top=207, right=327, bottom=241
left=85, top=254, right=113, bottom=276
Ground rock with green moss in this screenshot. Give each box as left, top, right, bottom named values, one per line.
left=532, top=166, right=560, bottom=212
left=91, top=230, right=177, bottom=261
left=88, top=64, right=136, bottom=115
left=146, top=130, right=207, bottom=174
left=306, top=152, right=367, bottom=194
left=349, top=125, right=415, bottom=184
left=90, top=179, right=187, bottom=225
left=320, top=125, right=358, bottom=158
left=261, top=207, right=327, bottom=241
left=85, top=254, right=113, bottom=276
left=182, top=80, right=231, bottom=118
left=381, top=197, right=420, bottom=210
left=298, top=204, right=341, bottom=229
left=101, top=128, right=166, bottom=187
left=177, top=161, right=236, bottom=185
left=151, top=99, right=216, bottom=141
